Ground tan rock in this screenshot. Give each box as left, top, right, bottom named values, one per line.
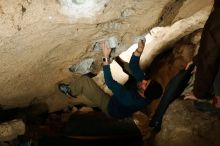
left=0, top=119, right=25, bottom=141
left=0, top=0, right=213, bottom=112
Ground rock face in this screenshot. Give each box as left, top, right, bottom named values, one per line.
left=155, top=100, right=220, bottom=146
left=0, top=0, right=213, bottom=110
left=0, top=1, right=219, bottom=145
left=0, top=119, right=25, bottom=141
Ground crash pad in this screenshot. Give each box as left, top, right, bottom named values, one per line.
left=38, top=112, right=143, bottom=146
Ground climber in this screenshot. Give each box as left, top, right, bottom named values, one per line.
left=58, top=39, right=163, bottom=119
left=184, top=0, right=220, bottom=112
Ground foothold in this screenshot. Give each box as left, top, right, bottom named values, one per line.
left=93, top=36, right=118, bottom=51
left=133, top=36, right=146, bottom=44
left=69, top=58, right=95, bottom=75
left=93, top=42, right=102, bottom=51
left=107, top=36, right=118, bottom=49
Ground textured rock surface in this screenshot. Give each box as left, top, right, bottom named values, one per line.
left=154, top=100, right=220, bottom=146
left=1, top=1, right=219, bottom=145
left=0, top=0, right=213, bottom=111
left=0, top=119, right=25, bottom=141
left=0, top=0, right=169, bottom=108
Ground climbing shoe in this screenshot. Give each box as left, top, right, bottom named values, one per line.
left=58, top=83, right=76, bottom=98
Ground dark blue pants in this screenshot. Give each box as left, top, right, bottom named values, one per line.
left=149, top=64, right=195, bottom=131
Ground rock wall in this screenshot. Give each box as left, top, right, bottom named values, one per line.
left=154, top=100, right=220, bottom=146
left=0, top=0, right=219, bottom=145
left=0, top=0, right=213, bottom=110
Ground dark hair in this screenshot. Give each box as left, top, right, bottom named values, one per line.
left=214, top=0, right=220, bottom=8
left=144, top=80, right=163, bottom=100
